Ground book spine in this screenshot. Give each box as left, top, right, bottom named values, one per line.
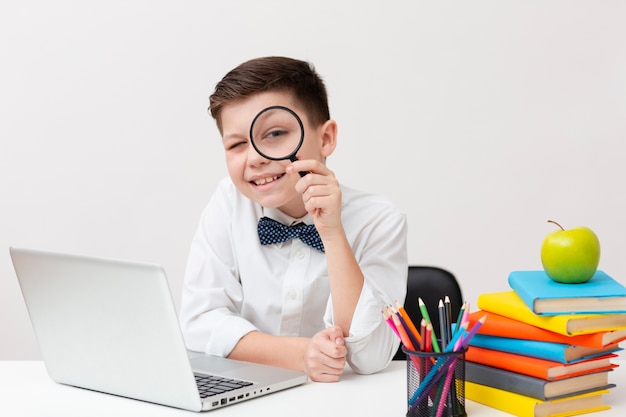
left=468, top=311, right=612, bottom=348
left=466, top=347, right=552, bottom=380
left=466, top=361, right=546, bottom=400
left=465, top=382, right=611, bottom=417
left=465, top=381, right=538, bottom=417
left=478, top=291, right=584, bottom=335
left=469, top=334, right=569, bottom=363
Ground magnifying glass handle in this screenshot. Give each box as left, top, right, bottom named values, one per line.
left=289, top=156, right=307, bottom=177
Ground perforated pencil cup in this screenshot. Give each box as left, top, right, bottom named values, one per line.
left=403, top=347, right=467, bottom=417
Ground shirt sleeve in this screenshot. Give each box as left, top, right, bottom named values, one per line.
left=178, top=181, right=258, bottom=356
left=324, top=206, right=408, bottom=374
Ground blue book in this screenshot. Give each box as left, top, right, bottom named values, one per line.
left=508, top=270, right=626, bottom=315
left=468, top=333, right=622, bottom=364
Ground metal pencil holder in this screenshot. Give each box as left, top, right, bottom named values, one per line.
left=403, top=346, right=467, bottom=417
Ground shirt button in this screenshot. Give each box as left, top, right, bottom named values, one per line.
left=295, top=250, right=305, bottom=259
left=287, top=290, right=297, bottom=300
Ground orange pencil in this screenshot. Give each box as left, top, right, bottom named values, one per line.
left=392, top=313, right=416, bottom=351
left=395, top=300, right=423, bottom=347
left=391, top=306, right=421, bottom=349
left=392, top=313, right=421, bottom=371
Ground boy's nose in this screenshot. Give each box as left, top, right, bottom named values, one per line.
left=247, top=142, right=270, bottom=166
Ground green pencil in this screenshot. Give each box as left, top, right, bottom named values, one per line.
left=418, top=297, right=440, bottom=353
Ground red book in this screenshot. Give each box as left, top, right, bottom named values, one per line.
left=465, top=346, right=618, bottom=381
left=467, top=310, right=626, bottom=349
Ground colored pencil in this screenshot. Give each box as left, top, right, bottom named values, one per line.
left=460, top=314, right=487, bottom=349
left=394, top=301, right=423, bottom=348
left=382, top=307, right=400, bottom=339
left=438, top=299, right=448, bottom=350
left=419, top=297, right=441, bottom=353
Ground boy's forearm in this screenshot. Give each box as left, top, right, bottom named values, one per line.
left=227, top=331, right=309, bottom=372
left=323, top=225, right=364, bottom=336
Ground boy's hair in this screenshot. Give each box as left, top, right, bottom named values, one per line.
left=209, top=56, right=330, bottom=133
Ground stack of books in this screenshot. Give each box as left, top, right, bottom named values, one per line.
left=464, top=269, right=626, bottom=417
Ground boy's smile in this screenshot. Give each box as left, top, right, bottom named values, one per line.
left=251, top=173, right=284, bottom=186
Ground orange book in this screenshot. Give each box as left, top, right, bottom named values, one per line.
left=465, top=346, right=618, bottom=381
left=467, top=310, right=626, bottom=349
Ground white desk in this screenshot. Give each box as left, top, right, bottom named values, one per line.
left=2, top=361, right=625, bottom=416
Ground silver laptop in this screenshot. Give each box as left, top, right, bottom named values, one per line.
left=10, top=246, right=308, bottom=412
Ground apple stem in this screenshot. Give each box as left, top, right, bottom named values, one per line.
left=547, top=219, right=565, bottom=231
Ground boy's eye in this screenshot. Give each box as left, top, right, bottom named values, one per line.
left=266, top=128, right=288, bottom=139
left=226, top=141, right=247, bottom=150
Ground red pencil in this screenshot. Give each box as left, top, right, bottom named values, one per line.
left=424, top=323, right=433, bottom=352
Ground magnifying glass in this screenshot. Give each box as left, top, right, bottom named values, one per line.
left=250, top=105, right=307, bottom=177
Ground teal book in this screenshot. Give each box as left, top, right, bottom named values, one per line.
left=508, top=270, right=626, bottom=315
left=468, top=333, right=622, bottom=364
left=465, top=361, right=616, bottom=400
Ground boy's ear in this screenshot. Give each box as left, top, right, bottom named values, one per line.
left=319, top=119, right=338, bottom=158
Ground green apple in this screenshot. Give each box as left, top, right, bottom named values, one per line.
left=540, top=220, right=601, bottom=284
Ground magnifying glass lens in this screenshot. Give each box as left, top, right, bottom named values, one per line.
left=250, top=107, right=304, bottom=161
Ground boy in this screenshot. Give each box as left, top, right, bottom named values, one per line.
left=179, top=56, right=407, bottom=382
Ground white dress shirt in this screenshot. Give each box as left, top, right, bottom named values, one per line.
left=179, top=177, right=408, bottom=374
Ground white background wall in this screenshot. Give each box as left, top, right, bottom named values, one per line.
left=2, top=1, right=625, bottom=360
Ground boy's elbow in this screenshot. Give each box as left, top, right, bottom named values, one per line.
left=347, top=356, right=392, bottom=375
left=344, top=330, right=399, bottom=375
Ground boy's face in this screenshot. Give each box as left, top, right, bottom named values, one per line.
left=220, top=91, right=331, bottom=218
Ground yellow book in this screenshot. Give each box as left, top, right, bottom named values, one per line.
left=477, top=291, right=626, bottom=336
left=466, top=381, right=610, bottom=417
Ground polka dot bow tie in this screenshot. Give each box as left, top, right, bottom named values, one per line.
left=257, top=216, right=325, bottom=252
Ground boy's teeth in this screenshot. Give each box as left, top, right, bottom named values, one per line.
left=255, top=176, right=279, bottom=185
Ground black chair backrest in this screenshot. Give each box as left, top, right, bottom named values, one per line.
left=393, top=266, right=463, bottom=360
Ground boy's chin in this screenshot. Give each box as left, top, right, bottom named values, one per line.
left=262, top=197, right=306, bottom=218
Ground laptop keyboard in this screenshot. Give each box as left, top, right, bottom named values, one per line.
left=194, top=374, right=254, bottom=398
